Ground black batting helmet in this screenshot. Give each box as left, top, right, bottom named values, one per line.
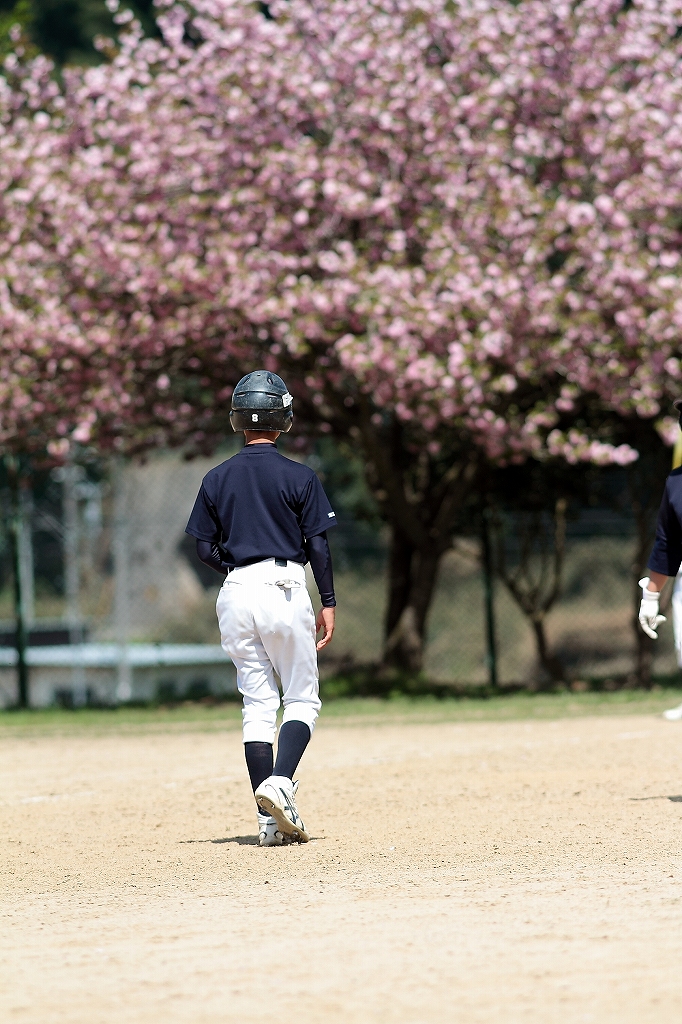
left=230, top=370, right=294, bottom=433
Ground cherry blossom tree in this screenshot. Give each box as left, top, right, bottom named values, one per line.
left=4, top=0, right=682, bottom=672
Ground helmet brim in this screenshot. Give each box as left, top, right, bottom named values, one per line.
left=230, top=408, right=293, bottom=432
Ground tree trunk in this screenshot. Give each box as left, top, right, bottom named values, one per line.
left=531, top=617, right=565, bottom=686
left=382, top=530, right=443, bottom=674
left=323, top=403, right=481, bottom=680
left=384, top=526, right=416, bottom=641
left=493, top=499, right=567, bottom=688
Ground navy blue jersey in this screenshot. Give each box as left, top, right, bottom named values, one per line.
left=185, top=443, right=336, bottom=568
left=648, top=467, right=682, bottom=576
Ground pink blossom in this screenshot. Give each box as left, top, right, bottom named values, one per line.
left=1, top=0, right=682, bottom=470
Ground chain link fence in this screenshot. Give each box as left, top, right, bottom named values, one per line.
left=0, top=450, right=676, bottom=707
left=326, top=512, right=677, bottom=686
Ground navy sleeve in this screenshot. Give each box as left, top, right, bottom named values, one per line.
left=299, top=473, right=337, bottom=540
left=185, top=483, right=221, bottom=542
left=648, top=480, right=682, bottom=576
left=305, top=532, right=336, bottom=607
left=196, top=540, right=229, bottom=577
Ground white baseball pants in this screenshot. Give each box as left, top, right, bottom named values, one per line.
left=672, top=568, right=682, bottom=667
left=215, top=558, right=321, bottom=744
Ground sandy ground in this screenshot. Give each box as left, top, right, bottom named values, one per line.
left=2, top=711, right=682, bottom=1023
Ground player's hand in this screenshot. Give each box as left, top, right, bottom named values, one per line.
left=316, top=606, right=335, bottom=650
left=638, top=577, right=666, bottom=639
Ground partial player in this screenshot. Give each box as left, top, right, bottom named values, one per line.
left=638, top=397, right=682, bottom=719
left=185, top=370, right=337, bottom=844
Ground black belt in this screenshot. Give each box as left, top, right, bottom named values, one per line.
left=227, top=558, right=288, bottom=574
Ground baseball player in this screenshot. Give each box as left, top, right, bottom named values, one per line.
left=185, top=370, right=337, bottom=845
left=639, top=397, right=682, bottom=718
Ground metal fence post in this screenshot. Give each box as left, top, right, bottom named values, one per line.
left=63, top=461, right=87, bottom=705
left=112, top=458, right=132, bottom=702
left=6, top=456, right=29, bottom=708
left=481, top=506, right=498, bottom=689
left=18, top=482, right=35, bottom=629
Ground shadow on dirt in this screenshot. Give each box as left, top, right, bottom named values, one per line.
left=178, top=835, right=259, bottom=845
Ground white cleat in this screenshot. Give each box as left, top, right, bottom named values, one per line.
left=255, top=775, right=310, bottom=843
left=663, top=703, right=682, bottom=721
left=258, top=811, right=285, bottom=847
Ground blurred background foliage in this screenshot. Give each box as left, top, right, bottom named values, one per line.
left=0, top=0, right=155, bottom=63
left=0, top=0, right=677, bottom=695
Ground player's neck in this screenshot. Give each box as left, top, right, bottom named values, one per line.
left=244, top=430, right=280, bottom=446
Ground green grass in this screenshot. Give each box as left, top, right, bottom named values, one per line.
left=0, top=701, right=244, bottom=737
left=2, top=686, right=682, bottom=737
left=323, top=687, right=682, bottom=727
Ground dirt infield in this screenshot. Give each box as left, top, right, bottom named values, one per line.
left=2, top=707, right=682, bottom=1023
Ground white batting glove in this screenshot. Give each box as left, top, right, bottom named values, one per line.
left=638, top=577, right=666, bottom=639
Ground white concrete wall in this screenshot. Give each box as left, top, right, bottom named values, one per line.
left=115, top=452, right=224, bottom=637
left=0, top=661, right=237, bottom=709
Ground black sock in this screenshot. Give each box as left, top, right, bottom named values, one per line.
left=273, top=720, right=311, bottom=780
left=244, top=741, right=273, bottom=798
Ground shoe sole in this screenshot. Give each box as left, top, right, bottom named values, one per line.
left=256, top=793, right=310, bottom=843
